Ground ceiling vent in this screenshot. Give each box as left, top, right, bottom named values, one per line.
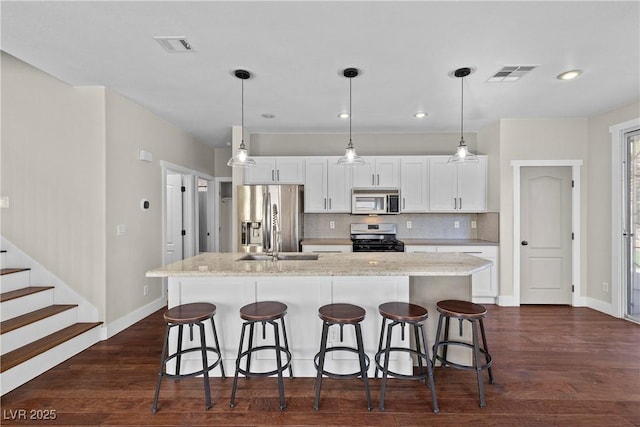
left=154, top=36, right=194, bottom=53
left=488, top=65, right=537, bottom=82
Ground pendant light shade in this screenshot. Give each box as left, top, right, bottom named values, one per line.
left=227, top=69, right=256, bottom=168
left=448, top=67, right=478, bottom=164
left=337, top=67, right=365, bottom=166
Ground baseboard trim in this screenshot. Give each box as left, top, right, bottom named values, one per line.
left=586, top=297, right=617, bottom=318
left=103, top=297, right=166, bottom=340
left=497, top=295, right=519, bottom=306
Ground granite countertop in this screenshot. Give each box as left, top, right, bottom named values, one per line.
left=146, top=252, right=491, bottom=278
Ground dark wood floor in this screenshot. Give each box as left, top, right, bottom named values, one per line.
left=2, top=305, right=639, bottom=426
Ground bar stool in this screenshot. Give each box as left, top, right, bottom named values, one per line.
left=230, top=301, right=292, bottom=410
left=431, top=299, right=494, bottom=407
left=313, top=303, right=372, bottom=411
left=152, top=302, right=225, bottom=413
left=374, top=302, right=439, bottom=412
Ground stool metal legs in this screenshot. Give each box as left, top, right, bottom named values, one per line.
left=230, top=317, right=292, bottom=410
left=313, top=321, right=372, bottom=411
left=152, top=318, right=224, bottom=413
left=432, top=313, right=494, bottom=408
left=375, top=319, right=438, bottom=413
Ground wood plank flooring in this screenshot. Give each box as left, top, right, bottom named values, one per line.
left=1, top=305, right=638, bottom=426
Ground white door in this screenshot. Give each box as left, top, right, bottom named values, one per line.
left=304, top=159, right=328, bottom=212
left=400, top=157, right=428, bottom=212
left=219, top=197, right=233, bottom=252
left=165, top=173, right=183, bottom=263
left=458, top=156, right=487, bottom=212
left=327, top=159, right=352, bottom=212
left=429, top=156, right=458, bottom=211
left=520, top=166, right=572, bottom=304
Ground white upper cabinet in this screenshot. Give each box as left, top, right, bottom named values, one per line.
left=428, top=155, right=487, bottom=212
left=244, top=157, right=305, bottom=184
left=352, top=157, right=400, bottom=188
left=400, top=157, right=429, bottom=212
left=304, top=157, right=352, bottom=213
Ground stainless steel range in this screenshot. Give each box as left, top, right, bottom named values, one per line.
left=351, top=223, right=405, bottom=252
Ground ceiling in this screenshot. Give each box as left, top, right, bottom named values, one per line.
left=2, top=1, right=639, bottom=148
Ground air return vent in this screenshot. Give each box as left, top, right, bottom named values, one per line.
left=154, top=36, right=194, bottom=52
left=488, top=65, right=537, bottom=82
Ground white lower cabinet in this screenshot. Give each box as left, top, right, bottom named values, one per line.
left=302, top=244, right=352, bottom=253
left=406, top=245, right=498, bottom=303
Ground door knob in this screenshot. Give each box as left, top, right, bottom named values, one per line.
left=521, top=241, right=529, bottom=246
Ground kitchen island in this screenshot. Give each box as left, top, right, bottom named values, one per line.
left=146, top=252, right=491, bottom=377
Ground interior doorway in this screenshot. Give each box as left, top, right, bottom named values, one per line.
left=512, top=160, right=582, bottom=307
left=215, top=178, right=233, bottom=252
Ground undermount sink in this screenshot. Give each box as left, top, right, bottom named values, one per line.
left=236, top=253, right=319, bottom=261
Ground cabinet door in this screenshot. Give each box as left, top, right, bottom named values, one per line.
left=304, top=159, right=328, bottom=212
left=429, top=156, right=458, bottom=211
left=327, top=160, right=353, bottom=212
left=400, top=157, right=428, bottom=212
left=275, top=158, right=304, bottom=184
left=302, top=245, right=352, bottom=253
left=245, top=158, right=277, bottom=184
left=351, top=159, right=375, bottom=188
left=457, top=156, right=487, bottom=212
left=375, top=158, right=400, bottom=188
left=404, top=245, right=437, bottom=253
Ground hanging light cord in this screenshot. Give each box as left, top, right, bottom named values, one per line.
left=348, top=76, right=353, bottom=147
left=460, top=75, right=464, bottom=142
left=240, top=77, right=245, bottom=147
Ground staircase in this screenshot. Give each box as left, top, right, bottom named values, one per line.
left=0, top=249, right=103, bottom=395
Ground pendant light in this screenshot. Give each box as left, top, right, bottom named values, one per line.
left=448, top=67, right=478, bottom=164
left=227, top=69, right=256, bottom=168
left=337, top=67, right=365, bottom=166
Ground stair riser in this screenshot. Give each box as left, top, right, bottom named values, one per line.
left=0, top=271, right=31, bottom=293
left=1, top=290, right=54, bottom=322
left=1, top=308, right=79, bottom=355
left=0, top=326, right=101, bottom=396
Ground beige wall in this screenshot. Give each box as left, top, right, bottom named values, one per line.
left=587, top=101, right=640, bottom=303
left=1, top=52, right=107, bottom=314
left=250, top=132, right=478, bottom=156
left=1, top=52, right=216, bottom=324
left=477, top=121, right=501, bottom=212
left=214, top=147, right=232, bottom=177
left=104, top=90, right=215, bottom=323
left=496, top=119, right=589, bottom=300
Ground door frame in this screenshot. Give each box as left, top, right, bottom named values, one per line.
left=213, top=176, right=232, bottom=252
left=512, top=160, right=583, bottom=306
left=611, top=118, right=640, bottom=319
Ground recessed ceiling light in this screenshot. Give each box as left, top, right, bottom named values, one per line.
left=557, top=70, right=582, bottom=80
left=261, top=113, right=276, bottom=119
left=414, top=112, right=427, bottom=118
left=338, top=113, right=350, bottom=119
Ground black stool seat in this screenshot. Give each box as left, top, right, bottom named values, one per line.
left=314, top=303, right=372, bottom=411
left=152, top=302, right=225, bottom=413
left=432, top=299, right=494, bottom=408
left=375, top=302, right=438, bottom=413
left=230, top=301, right=292, bottom=410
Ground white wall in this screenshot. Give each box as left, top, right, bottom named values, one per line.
left=104, top=90, right=215, bottom=323
left=1, top=52, right=107, bottom=315
left=587, top=101, right=640, bottom=303
left=497, top=119, right=589, bottom=301
left=1, top=52, right=216, bottom=325
left=477, top=121, right=501, bottom=212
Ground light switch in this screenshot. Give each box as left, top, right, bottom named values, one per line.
left=0, top=197, right=8, bottom=208
left=117, top=224, right=127, bottom=236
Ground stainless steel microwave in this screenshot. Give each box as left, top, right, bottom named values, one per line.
left=351, top=189, right=400, bottom=215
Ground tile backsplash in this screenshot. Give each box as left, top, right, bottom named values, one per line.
left=304, top=212, right=499, bottom=241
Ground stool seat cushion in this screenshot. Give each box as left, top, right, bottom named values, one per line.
left=240, top=301, right=288, bottom=321
left=378, top=302, right=428, bottom=322
left=436, top=299, right=486, bottom=319
left=164, top=303, right=217, bottom=324
left=318, top=303, right=365, bottom=324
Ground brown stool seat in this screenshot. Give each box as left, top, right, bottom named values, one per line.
left=318, top=303, right=365, bottom=324
left=164, top=303, right=216, bottom=324
left=436, top=299, right=487, bottom=319
left=240, top=301, right=287, bottom=321
left=379, top=302, right=428, bottom=322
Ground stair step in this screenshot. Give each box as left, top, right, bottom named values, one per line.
left=1, top=305, right=78, bottom=335
left=1, top=322, right=102, bottom=373
left=0, top=286, right=54, bottom=303
left=0, top=267, right=30, bottom=276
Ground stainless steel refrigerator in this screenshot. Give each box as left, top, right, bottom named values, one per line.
left=237, top=185, right=304, bottom=253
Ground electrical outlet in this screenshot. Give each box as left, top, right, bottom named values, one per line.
left=329, top=221, right=335, bottom=229
left=602, top=282, right=609, bottom=292
left=329, top=327, right=338, bottom=342
left=471, top=220, right=477, bottom=229
left=143, top=285, right=149, bottom=296
left=117, top=224, right=126, bottom=236
left=406, top=221, right=412, bottom=229
left=454, top=221, right=460, bottom=229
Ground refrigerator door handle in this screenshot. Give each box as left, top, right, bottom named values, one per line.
left=263, top=190, right=272, bottom=252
